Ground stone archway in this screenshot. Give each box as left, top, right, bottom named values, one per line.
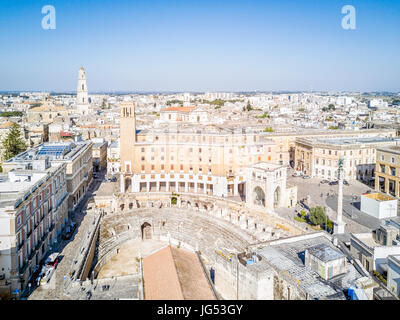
left=124, top=177, right=132, bottom=193
left=274, top=186, right=281, bottom=209
left=253, top=186, right=265, bottom=207
left=141, top=222, right=152, bottom=240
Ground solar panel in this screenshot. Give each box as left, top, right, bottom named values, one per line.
left=37, top=144, right=70, bottom=157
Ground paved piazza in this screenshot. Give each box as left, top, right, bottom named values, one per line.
left=279, top=173, right=379, bottom=233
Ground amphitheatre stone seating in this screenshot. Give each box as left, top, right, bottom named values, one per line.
left=98, top=207, right=257, bottom=265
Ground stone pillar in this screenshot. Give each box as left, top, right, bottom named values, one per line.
left=234, top=182, right=239, bottom=197
left=176, top=182, right=179, bottom=192
left=334, top=176, right=345, bottom=234
left=203, top=183, right=207, bottom=194
left=146, top=181, right=150, bottom=192
left=185, top=182, right=189, bottom=193
left=166, top=181, right=170, bottom=192
left=194, top=183, right=198, bottom=194
left=374, top=174, right=380, bottom=191
left=120, top=174, right=125, bottom=193
left=385, top=178, right=390, bottom=195
left=156, top=181, right=160, bottom=192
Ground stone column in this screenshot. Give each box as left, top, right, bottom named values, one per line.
left=234, top=182, right=239, bottom=197
left=146, top=181, right=150, bottom=192
left=156, top=181, right=160, bottom=192
left=185, top=182, right=189, bottom=193
left=203, top=183, right=207, bottom=194
left=385, top=178, right=390, bottom=195
left=166, top=181, right=170, bottom=192
left=120, top=174, right=125, bottom=193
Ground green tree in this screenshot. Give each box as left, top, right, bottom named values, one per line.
left=309, top=206, right=327, bottom=226
left=246, top=101, right=253, bottom=111
left=2, top=123, right=27, bottom=161
left=263, top=126, right=274, bottom=133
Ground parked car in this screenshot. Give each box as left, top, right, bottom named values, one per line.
left=303, top=175, right=311, bottom=179
left=320, top=179, right=329, bottom=184
left=343, top=180, right=349, bottom=186
left=110, top=176, right=117, bottom=182
left=62, top=222, right=77, bottom=240
left=329, top=180, right=339, bottom=185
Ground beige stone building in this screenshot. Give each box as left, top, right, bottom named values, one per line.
left=92, top=141, right=108, bottom=173
left=0, top=162, right=68, bottom=299
left=294, top=137, right=400, bottom=182
left=3, top=141, right=93, bottom=215
left=375, top=146, right=400, bottom=197
left=26, top=101, right=68, bottom=124
left=265, top=128, right=396, bottom=167
left=120, top=102, right=277, bottom=199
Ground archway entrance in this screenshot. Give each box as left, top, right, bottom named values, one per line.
left=141, top=222, right=152, bottom=240
left=274, top=186, right=281, bottom=209
left=253, top=186, right=265, bottom=207
left=125, top=177, right=131, bottom=193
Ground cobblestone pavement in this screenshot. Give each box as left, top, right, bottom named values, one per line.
left=277, top=174, right=380, bottom=234
left=28, top=179, right=101, bottom=300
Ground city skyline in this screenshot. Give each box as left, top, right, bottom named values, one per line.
left=1, top=0, right=400, bottom=92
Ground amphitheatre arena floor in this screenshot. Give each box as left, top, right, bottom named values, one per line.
left=97, top=239, right=166, bottom=278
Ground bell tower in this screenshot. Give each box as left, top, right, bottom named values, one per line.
left=120, top=101, right=136, bottom=193
left=76, top=66, right=90, bottom=115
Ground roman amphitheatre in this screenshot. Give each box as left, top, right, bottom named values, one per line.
left=50, top=178, right=306, bottom=300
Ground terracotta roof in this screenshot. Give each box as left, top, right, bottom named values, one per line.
left=143, top=246, right=184, bottom=300
left=161, top=106, right=195, bottom=113
left=143, top=245, right=215, bottom=300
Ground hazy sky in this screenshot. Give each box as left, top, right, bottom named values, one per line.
left=1, top=0, right=399, bottom=92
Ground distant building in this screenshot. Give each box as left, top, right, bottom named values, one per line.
left=107, top=140, right=120, bottom=175
left=375, top=146, right=400, bottom=198
left=92, top=139, right=108, bottom=173
left=295, top=136, right=400, bottom=182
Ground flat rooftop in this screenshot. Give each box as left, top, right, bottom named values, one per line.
left=378, top=145, right=400, bottom=155
left=363, top=193, right=396, bottom=202
left=315, top=137, right=400, bottom=146
left=251, top=235, right=362, bottom=299
left=6, top=141, right=91, bottom=163
left=307, top=243, right=345, bottom=262
left=251, top=162, right=285, bottom=171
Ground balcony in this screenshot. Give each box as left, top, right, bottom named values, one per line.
left=28, top=250, right=35, bottom=261
left=42, top=232, right=48, bottom=242
left=19, top=261, right=29, bottom=275
left=18, top=240, right=24, bottom=251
